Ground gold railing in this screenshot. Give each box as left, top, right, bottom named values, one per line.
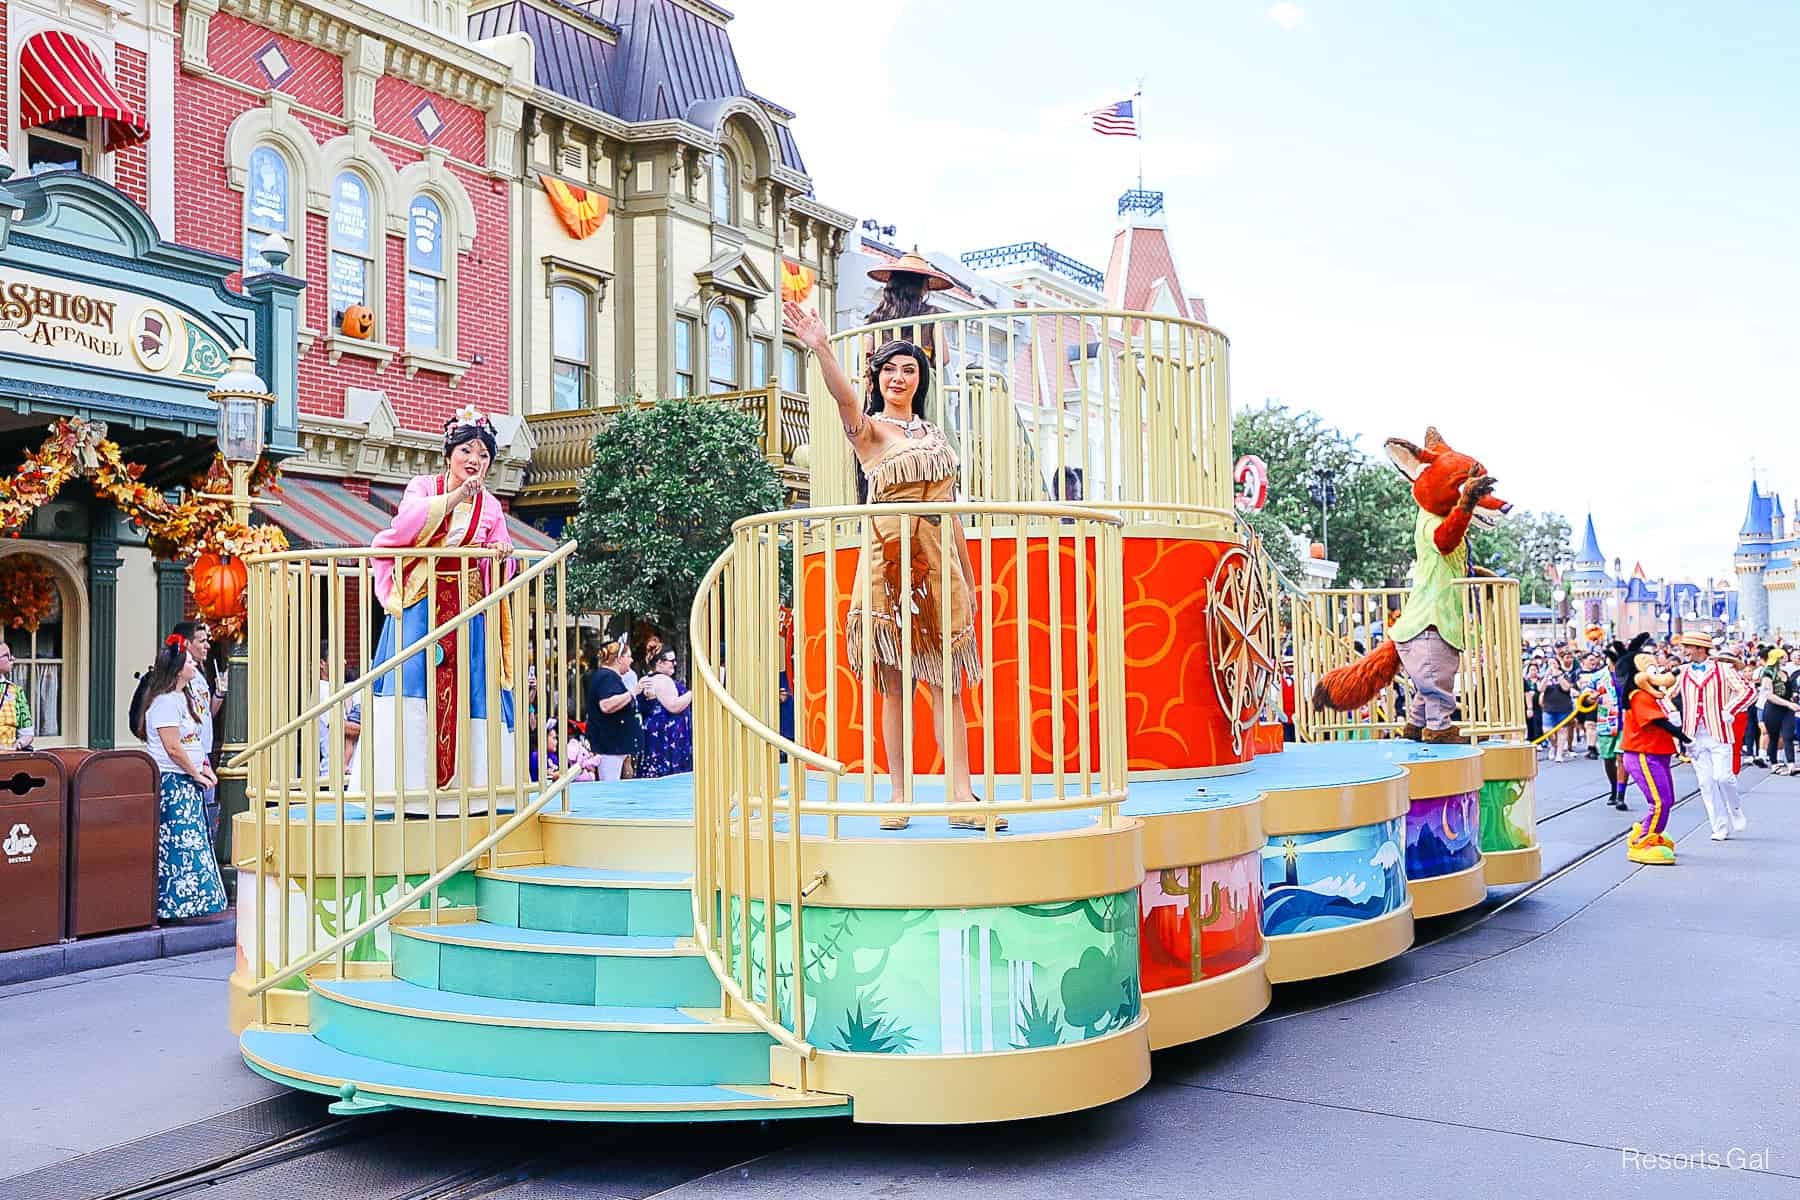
left=230, top=541, right=577, bottom=1023
left=688, top=501, right=1129, bottom=1086
left=1289, top=577, right=1526, bottom=741
left=524, top=384, right=807, bottom=501
left=810, top=309, right=1232, bottom=526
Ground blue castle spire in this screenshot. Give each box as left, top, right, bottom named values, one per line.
left=1740, top=481, right=1772, bottom=538
left=1575, top=514, right=1604, bottom=568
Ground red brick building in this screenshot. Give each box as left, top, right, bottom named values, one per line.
left=168, top=0, right=547, bottom=543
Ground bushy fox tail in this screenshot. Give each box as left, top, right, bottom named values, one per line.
left=1312, top=639, right=1402, bottom=712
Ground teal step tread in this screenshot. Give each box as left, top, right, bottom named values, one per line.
left=480, top=865, right=692, bottom=888
left=310, top=977, right=737, bottom=1030
left=241, top=1030, right=848, bottom=1118
left=393, top=922, right=687, bottom=954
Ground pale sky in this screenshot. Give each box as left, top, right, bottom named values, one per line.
left=731, top=0, right=1796, bottom=584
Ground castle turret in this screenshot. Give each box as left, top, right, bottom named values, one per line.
left=1566, top=514, right=1614, bottom=631
left=1735, top=481, right=1772, bottom=635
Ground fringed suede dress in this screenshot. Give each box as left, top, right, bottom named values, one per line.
left=846, top=422, right=982, bottom=692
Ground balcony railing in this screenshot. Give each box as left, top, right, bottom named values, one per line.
left=811, top=309, right=1233, bottom=533
left=1288, top=578, right=1527, bottom=742
left=522, top=384, right=807, bottom=505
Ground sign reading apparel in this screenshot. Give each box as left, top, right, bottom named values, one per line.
left=0, top=266, right=232, bottom=382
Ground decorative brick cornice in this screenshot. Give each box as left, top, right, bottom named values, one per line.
left=185, top=0, right=530, bottom=165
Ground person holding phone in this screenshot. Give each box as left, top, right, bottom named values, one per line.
left=134, top=634, right=228, bottom=921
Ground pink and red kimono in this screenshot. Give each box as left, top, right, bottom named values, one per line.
left=363, top=474, right=516, bottom=808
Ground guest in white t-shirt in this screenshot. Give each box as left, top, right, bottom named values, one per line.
left=133, top=634, right=228, bottom=921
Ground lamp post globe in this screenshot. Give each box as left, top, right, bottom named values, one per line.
left=207, top=347, right=273, bottom=523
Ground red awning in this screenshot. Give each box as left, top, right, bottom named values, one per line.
left=18, top=30, right=149, bottom=151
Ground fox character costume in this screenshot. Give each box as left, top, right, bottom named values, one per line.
left=1312, top=427, right=1511, bottom=743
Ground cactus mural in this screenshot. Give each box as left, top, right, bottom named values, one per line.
left=1139, top=851, right=1264, bottom=990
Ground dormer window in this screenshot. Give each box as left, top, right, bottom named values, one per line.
left=25, top=117, right=92, bottom=175
left=710, top=150, right=735, bottom=226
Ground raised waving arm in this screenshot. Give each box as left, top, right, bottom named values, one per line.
left=784, top=299, right=867, bottom=443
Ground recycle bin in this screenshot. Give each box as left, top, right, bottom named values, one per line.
left=49, top=748, right=158, bottom=937
left=0, top=752, right=68, bottom=952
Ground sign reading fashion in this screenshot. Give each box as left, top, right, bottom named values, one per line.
left=0, top=266, right=232, bottom=382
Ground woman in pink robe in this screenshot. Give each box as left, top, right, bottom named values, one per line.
left=360, top=414, right=516, bottom=811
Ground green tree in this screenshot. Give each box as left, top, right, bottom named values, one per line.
left=1239, top=503, right=1304, bottom=580
left=1470, top=509, right=1572, bottom=605
left=567, top=399, right=784, bottom=662
left=1233, top=402, right=1413, bottom=586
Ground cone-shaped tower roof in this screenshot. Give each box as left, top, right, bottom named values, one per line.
left=1575, top=514, right=1605, bottom=568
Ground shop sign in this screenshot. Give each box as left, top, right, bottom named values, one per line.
left=0, top=267, right=232, bottom=382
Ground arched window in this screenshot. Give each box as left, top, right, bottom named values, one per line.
left=710, top=150, right=734, bottom=226
left=244, top=145, right=292, bottom=274
left=405, top=194, right=448, bottom=353
left=551, top=284, right=591, bottom=410
left=707, top=304, right=738, bottom=394
left=328, top=171, right=376, bottom=333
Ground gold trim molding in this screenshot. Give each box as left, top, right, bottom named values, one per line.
left=1265, top=901, right=1415, bottom=983
left=1260, top=772, right=1409, bottom=838
left=1400, top=754, right=1485, bottom=799
left=1409, top=859, right=1488, bottom=918
left=1145, top=950, right=1271, bottom=1050
left=740, top=818, right=1144, bottom=910
left=1139, top=801, right=1264, bottom=872
left=772, top=1018, right=1151, bottom=1124
left=1480, top=742, right=1538, bottom=781
left=1480, top=844, right=1542, bottom=887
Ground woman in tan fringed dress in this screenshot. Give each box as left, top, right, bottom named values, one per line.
left=786, top=299, right=999, bottom=832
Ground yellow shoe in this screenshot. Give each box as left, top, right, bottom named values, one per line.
left=1627, top=840, right=1676, bottom=865
left=879, top=814, right=911, bottom=831
left=949, top=808, right=1008, bottom=830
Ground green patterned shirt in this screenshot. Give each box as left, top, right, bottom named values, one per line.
left=1388, top=510, right=1467, bottom=651
left=0, top=680, right=32, bottom=748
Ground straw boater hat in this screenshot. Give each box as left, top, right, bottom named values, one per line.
left=1675, top=632, right=1714, bottom=651
left=868, top=251, right=956, bottom=291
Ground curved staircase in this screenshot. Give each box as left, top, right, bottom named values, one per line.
left=242, top=852, right=851, bottom=1122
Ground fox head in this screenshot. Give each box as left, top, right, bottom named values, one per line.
left=1384, top=427, right=1512, bottom=525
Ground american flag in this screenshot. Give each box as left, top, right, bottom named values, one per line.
left=1088, top=98, right=1137, bottom=137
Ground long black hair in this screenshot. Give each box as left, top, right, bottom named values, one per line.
left=131, top=637, right=198, bottom=741
left=856, top=340, right=932, bottom=504
left=868, top=274, right=933, bottom=325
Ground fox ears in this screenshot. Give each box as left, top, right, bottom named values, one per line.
left=1385, top=427, right=1452, bottom=481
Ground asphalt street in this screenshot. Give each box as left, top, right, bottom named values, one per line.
left=2, top=752, right=1791, bottom=1200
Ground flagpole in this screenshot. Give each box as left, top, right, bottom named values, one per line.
left=1135, top=84, right=1144, bottom=191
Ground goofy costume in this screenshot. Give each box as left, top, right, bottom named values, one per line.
left=1670, top=632, right=1751, bottom=841
left=1615, top=635, right=1686, bottom=865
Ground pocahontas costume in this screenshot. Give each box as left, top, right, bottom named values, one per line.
left=846, top=420, right=980, bottom=692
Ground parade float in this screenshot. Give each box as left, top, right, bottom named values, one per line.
left=222, top=297, right=1537, bottom=1125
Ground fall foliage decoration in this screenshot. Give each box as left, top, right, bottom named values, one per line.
left=781, top=259, right=817, bottom=305
left=0, top=555, right=60, bottom=633
left=0, top=418, right=287, bottom=641
left=542, top=174, right=609, bottom=240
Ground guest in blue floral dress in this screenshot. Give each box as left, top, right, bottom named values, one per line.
left=133, top=635, right=228, bottom=920
left=637, top=649, right=694, bottom=777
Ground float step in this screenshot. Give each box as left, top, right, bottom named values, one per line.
left=308, top=977, right=771, bottom=1088
left=475, top=868, right=693, bottom=938
left=241, top=1029, right=848, bottom=1123
left=391, top=921, right=720, bottom=1008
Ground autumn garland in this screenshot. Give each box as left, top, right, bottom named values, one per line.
left=0, top=555, right=59, bottom=633
left=0, top=418, right=288, bottom=639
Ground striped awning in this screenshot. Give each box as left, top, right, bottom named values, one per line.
left=262, top=475, right=393, bottom=548
left=18, top=31, right=149, bottom=150
left=366, top=483, right=560, bottom=555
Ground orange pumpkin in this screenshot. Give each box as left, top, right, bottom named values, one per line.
left=340, top=304, right=375, bottom=339
left=190, top=552, right=248, bottom=621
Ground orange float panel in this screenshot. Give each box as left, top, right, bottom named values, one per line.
left=796, top=533, right=1256, bottom=774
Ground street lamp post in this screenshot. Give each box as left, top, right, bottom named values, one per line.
left=1307, top=469, right=1338, bottom=559
left=205, top=347, right=274, bottom=891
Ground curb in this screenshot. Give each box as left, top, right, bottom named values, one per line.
left=0, top=911, right=236, bottom=986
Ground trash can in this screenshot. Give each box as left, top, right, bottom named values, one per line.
left=50, top=749, right=158, bottom=938
left=0, top=752, right=68, bottom=952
